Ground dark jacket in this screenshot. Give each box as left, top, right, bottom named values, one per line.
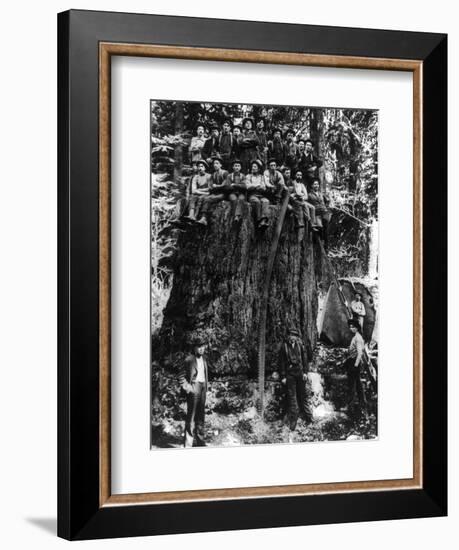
left=256, top=130, right=268, bottom=164
left=218, top=132, right=233, bottom=164
left=239, top=130, right=260, bottom=172
left=298, top=152, right=323, bottom=183
left=202, top=136, right=220, bottom=160
left=264, top=169, right=287, bottom=200
left=179, top=354, right=208, bottom=393
left=308, top=190, right=329, bottom=215
left=225, top=172, right=246, bottom=193
left=283, top=140, right=299, bottom=171
left=231, top=134, right=244, bottom=160
left=268, top=138, right=285, bottom=166
left=209, top=169, right=229, bottom=193
left=279, top=337, right=312, bottom=377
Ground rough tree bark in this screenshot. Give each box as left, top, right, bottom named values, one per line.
left=152, top=200, right=323, bottom=377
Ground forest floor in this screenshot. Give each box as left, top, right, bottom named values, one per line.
left=151, top=343, right=377, bottom=449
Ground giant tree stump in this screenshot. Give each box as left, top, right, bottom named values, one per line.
left=153, top=200, right=322, bottom=377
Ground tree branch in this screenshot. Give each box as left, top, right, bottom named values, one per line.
left=330, top=206, right=371, bottom=227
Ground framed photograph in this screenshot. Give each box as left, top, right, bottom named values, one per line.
left=58, top=9, right=447, bottom=540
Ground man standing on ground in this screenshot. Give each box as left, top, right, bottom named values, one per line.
left=351, top=292, right=366, bottom=330
left=179, top=337, right=209, bottom=447
left=344, top=318, right=368, bottom=418
left=279, top=328, right=313, bottom=434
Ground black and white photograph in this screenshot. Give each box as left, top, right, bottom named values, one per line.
left=150, top=100, right=379, bottom=448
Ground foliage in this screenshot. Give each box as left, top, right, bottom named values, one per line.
left=150, top=171, right=180, bottom=334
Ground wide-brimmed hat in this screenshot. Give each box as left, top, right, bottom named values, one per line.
left=272, top=127, right=282, bottom=135
left=194, top=123, right=206, bottom=133
left=232, top=124, right=242, bottom=131
left=267, top=157, right=278, bottom=165
left=210, top=154, right=223, bottom=164
left=250, top=159, right=263, bottom=170
left=196, top=159, right=208, bottom=169
left=192, top=336, right=207, bottom=347
left=231, top=158, right=242, bottom=167
left=288, top=328, right=301, bottom=337
left=347, top=318, right=360, bottom=329
left=209, top=124, right=220, bottom=132
left=242, top=117, right=255, bottom=128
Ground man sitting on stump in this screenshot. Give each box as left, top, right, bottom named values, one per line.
left=184, top=159, right=211, bottom=226
left=196, top=155, right=230, bottom=227
left=288, top=170, right=319, bottom=234
left=279, top=327, right=313, bottom=434
left=264, top=158, right=287, bottom=203
left=308, top=179, right=331, bottom=249
left=246, top=159, right=270, bottom=228
left=225, top=159, right=247, bottom=223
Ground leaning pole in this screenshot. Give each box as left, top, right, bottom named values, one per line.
left=257, top=191, right=291, bottom=417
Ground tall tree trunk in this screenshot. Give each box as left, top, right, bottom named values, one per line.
left=174, top=101, right=184, bottom=180
left=309, top=108, right=325, bottom=190
left=153, top=202, right=322, bottom=378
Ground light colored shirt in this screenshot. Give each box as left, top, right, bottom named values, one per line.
left=195, top=356, right=206, bottom=383
left=351, top=300, right=366, bottom=317
left=190, top=136, right=206, bottom=162
left=264, top=169, right=285, bottom=189
left=245, top=173, right=266, bottom=192
left=348, top=332, right=364, bottom=364
left=292, top=181, right=308, bottom=199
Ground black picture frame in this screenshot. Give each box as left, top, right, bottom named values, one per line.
left=58, top=9, right=447, bottom=540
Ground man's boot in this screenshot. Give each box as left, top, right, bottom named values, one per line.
left=184, top=430, right=194, bottom=448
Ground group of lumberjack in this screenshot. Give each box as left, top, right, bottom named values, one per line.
left=171, top=116, right=331, bottom=248
left=173, top=113, right=369, bottom=446
left=180, top=316, right=368, bottom=448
